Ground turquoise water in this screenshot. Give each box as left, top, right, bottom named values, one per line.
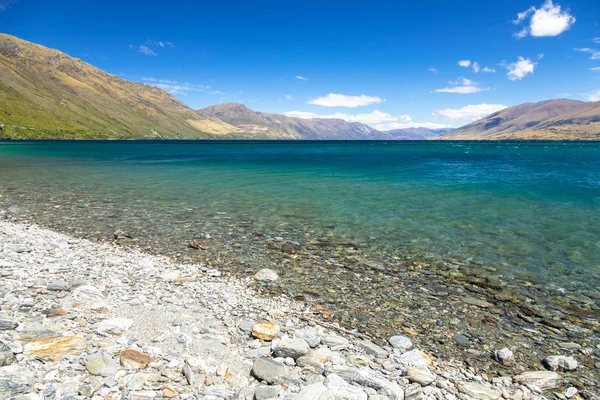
left=1, top=140, right=599, bottom=290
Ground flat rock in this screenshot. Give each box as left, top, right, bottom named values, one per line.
left=254, top=268, right=279, bottom=282
left=452, top=334, right=470, bottom=347
left=47, top=280, right=71, bottom=291
left=321, top=334, right=349, bottom=350
left=388, top=335, right=413, bottom=351
left=97, top=317, right=133, bottom=336
left=462, top=296, right=493, bottom=308
left=0, top=319, right=18, bottom=331
left=23, top=335, right=87, bottom=360
left=294, top=383, right=334, bottom=400
left=274, top=337, right=310, bottom=359
left=85, top=351, right=117, bottom=377
left=325, top=373, right=367, bottom=400
left=252, top=321, right=280, bottom=341
left=294, top=326, right=321, bottom=348
left=395, top=349, right=431, bottom=370
left=120, top=350, right=153, bottom=370
left=357, top=340, right=387, bottom=357
left=73, top=284, right=105, bottom=301
left=255, top=384, right=281, bottom=400
left=458, top=382, right=501, bottom=400
left=405, top=367, right=436, bottom=386
left=353, top=368, right=404, bottom=400
left=252, top=357, right=286, bottom=384
left=514, top=371, right=563, bottom=391
left=542, top=355, right=578, bottom=372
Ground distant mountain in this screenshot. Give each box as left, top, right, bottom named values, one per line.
left=436, top=99, right=600, bottom=140
left=385, top=127, right=452, bottom=140
left=198, top=103, right=394, bottom=140
left=0, top=33, right=240, bottom=139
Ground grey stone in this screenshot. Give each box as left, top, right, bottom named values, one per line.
left=321, top=334, right=349, bottom=350
left=97, top=317, right=133, bottom=335
left=297, top=356, right=325, bottom=372
left=85, top=352, right=117, bottom=377
left=352, top=368, right=404, bottom=400
left=457, top=382, right=501, bottom=400
left=294, top=326, right=321, bottom=348
left=325, top=365, right=358, bottom=382
left=462, top=296, right=493, bottom=308
left=357, top=340, right=387, bottom=357
left=254, top=269, right=279, bottom=282
left=246, top=347, right=272, bottom=359
left=494, top=348, right=514, bottom=366
left=542, top=355, right=578, bottom=372
left=255, top=384, right=281, bottom=400
left=252, top=357, right=286, bottom=384
left=0, top=320, right=18, bottom=331
left=325, top=373, right=367, bottom=400
left=274, top=337, right=310, bottom=359
left=182, top=364, right=195, bottom=385
left=514, top=371, right=563, bottom=391
left=395, top=350, right=430, bottom=370
left=73, top=284, right=105, bottom=301
left=0, top=343, right=15, bottom=366
left=563, top=387, right=578, bottom=398
left=238, top=320, right=256, bottom=333
left=47, top=280, right=71, bottom=291
left=452, top=334, right=470, bottom=347
left=293, top=383, right=334, bottom=400
left=203, top=384, right=234, bottom=399
left=388, top=336, right=413, bottom=351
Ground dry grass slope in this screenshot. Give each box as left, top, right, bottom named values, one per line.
left=0, top=33, right=242, bottom=139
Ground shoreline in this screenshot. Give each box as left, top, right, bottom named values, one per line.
left=0, top=220, right=597, bottom=399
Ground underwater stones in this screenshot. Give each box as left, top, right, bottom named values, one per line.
left=254, top=268, right=279, bottom=282
left=494, top=348, right=514, bottom=366
left=543, top=355, right=578, bottom=372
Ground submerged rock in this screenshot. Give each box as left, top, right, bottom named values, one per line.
left=542, top=355, right=578, bottom=371
left=254, top=268, right=279, bottom=282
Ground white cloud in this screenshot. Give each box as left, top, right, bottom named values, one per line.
left=435, top=78, right=488, bottom=94
left=585, top=90, right=600, bottom=102
left=284, top=110, right=450, bottom=130
left=0, top=0, right=15, bottom=10
left=504, top=57, right=536, bottom=80
left=458, top=60, right=494, bottom=73
left=146, top=39, right=173, bottom=48
left=285, top=95, right=294, bottom=100
left=428, top=66, right=438, bottom=74
left=308, top=93, right=384, bottom=107
left=575, top=48, right=600, bottom=60
left=296, top=76, right=309, bottom=81
left=436, top=104, right=508, bottom=120
left=590, top=67, right=600, bottom=72
left=514, top=0, right=575, bottom=38
left=594, top=38, right=600, bottom=44
left=139, top=45, right=157, bottom=56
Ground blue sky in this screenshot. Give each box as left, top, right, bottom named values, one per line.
left=1, top=0, right=599, bottom=129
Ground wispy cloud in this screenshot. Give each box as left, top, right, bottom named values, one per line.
left=585, top=90, right=600, bottom=102
left=296, top=76, right=309, bottom=81
left=0, top=0, right=15, bottom=10
left=575, top=48, right=600, bottom=60
left=141, top=77, right=211, bottom=95
left=436, top=104, right=508, bottom=120
left=593, top=38, right=600, bottom=44
left=285, top=95, right=294, bottom=100
left=138, top=45, right=157, bottom=56
left=458, top=60, right=495, bottom=73
left=308, top=93, right=384, bottom=107
left=284, top=110, right=449, bottom=130
left=590, top=67, right=600, bottom=72
left=428, top=66, right=438, bottom=74
left=513, top=0, right=575, bottom=38
left=503, top=57, right=536, bottom=80
left=146, top=39, right=172, bottom=48
left=435, top=78, right=488, bottom=94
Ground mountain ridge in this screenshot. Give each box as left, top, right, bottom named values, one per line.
left=435, top=99, right=600, bottom=140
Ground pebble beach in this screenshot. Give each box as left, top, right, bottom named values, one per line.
left=0, top=221, right=598, bottom=400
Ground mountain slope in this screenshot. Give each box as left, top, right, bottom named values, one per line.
left=385, top=127, right=452, bottom=140
left=198, top=103, right=394, bottom=140
left=436, top=99, right=600, bottom=140
left=0, top=33, right=241, bottom=139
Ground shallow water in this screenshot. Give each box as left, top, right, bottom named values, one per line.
left=1, top=140, right=599, bottom=291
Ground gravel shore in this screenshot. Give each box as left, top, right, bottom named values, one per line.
left=0, top=221, right=596, bottom=400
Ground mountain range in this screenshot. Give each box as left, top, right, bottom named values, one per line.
left=0, top=33, right=598, bottom=140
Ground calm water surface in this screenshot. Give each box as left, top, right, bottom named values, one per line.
left=1, top=140, right=599, bottom=290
